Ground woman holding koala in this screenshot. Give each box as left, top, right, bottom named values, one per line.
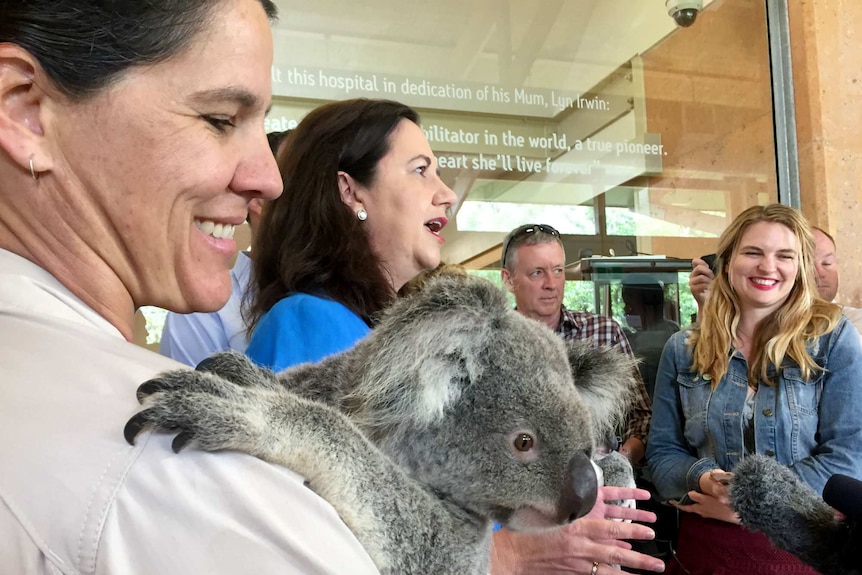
left=647, top=203, right=862, bottom=574
left=0, top=1, right=386, bottom=572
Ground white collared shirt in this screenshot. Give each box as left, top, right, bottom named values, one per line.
left=0, top=248, right=378, bottom=575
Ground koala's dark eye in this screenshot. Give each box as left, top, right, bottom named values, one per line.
left=514, top=433, right=534, bottom=452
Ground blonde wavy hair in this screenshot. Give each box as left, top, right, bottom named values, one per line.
left=690, top=204, right=841, bottom=388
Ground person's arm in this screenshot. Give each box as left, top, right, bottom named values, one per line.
left=490, top=487, right=665, bottom=574
left=688, top=258, right=714, bottom=318
left=788, top=318, right=862, bottom=493
left=619, top=436, right=645, bottom=466
left=645, top=338, right=737, bottom=523
left=610, top=324, right=651, bottom=463
left=159, top=311, right=228, bottom=367
left=245, top=295, right=370, bottom=372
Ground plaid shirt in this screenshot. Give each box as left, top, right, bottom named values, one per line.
left=556, top=307, right=652, bottom=445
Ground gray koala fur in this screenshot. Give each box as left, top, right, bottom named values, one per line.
left=730, top=454, right=859, bottom=575
left=126, top=275, right=639, bottom=574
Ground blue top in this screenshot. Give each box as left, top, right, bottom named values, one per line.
left=647, top=315, right=862, bottom=499
left=160, top=252, right=253, bottom=367
left=245, top=293, right=370, bottom=372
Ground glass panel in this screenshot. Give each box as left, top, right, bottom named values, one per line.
left=269, top=0, right=777, bottom=270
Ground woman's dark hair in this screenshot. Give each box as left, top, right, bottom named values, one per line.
left=267, top=129, right=292, bottom=158
left=246, top=98, right=421, bottom=333
left=0, top=0, right=278, bottom=99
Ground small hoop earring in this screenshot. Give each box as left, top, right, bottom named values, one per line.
left=29, top=155, right=39, bottom=181
left=356, top=208, right=368, bottom=221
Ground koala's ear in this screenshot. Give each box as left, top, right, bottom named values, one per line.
left=351, top=326, right=476, bottom=436
left=348, top=275, right=502, bottom=434
left=411, top=353, right=468, bottom=424
left=566, top=341, right=638, bottom=442
left=399, top=276, right=504, bottom=423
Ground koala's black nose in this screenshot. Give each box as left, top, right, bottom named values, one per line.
left=558, top=451, right=598, bottom=523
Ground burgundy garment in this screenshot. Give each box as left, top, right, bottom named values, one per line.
left=664, top=512, right=821, bottom=575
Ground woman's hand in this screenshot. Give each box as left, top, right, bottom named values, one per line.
left=671, top=490, right=740, bottom=524
left=490, top=486, right=666, bottom=574
left=671, top=470, right=740, bottom=524
left=689, top=257, right=714, bottom=310
left=585, top=486, right=653, bottom=522
left=698, top=469, right=733, bottom=501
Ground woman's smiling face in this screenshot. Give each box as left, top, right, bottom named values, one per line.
left=50, top=0, right=282, bottom=320
left=727, top=220, right=800, bottom=317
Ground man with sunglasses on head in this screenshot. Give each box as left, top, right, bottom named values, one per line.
left=500, top=223, right=652, bottom=465
left=491, top=223, right=663, bottom=575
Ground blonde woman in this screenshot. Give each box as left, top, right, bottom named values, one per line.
left=647, top=204, right=862, bottom=574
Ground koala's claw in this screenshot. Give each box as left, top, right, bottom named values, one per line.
left=195, top=356, right=220, bottom=374
left=124, top=368, right=277, bottom=456
left=125, top=371, right=224, bottom=447
left=123, top=413, right=145, bottom=445
left=192, top=351, right=282, bottom=391
left=124, top=408, right=197, bottom=451
left=123, top=410, right=175, bottom=446
left=172, top=431, right=195, bottom=453
left=136, top=378, right=168, bottom=403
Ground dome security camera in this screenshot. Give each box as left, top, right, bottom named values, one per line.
left=666, top=0, right=703, bottom=28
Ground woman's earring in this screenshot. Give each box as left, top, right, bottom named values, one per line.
left=29, top=154, right=39, bottom=181
left=356, top=208, right=368, bottom=221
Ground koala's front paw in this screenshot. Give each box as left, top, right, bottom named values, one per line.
left=124, top=368, right=275, bottom=454
left=195, top=351, right=281, bottom=391
left=594, top=451, right=636, bottom=513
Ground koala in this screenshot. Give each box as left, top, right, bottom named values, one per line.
left=125, top=275, right=639, bottom=574
left=730, top=454, right=861, bottom=575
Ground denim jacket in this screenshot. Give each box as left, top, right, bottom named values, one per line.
left=647, top=315, right=862, bottom=500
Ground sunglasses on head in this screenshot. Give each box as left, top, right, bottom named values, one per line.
left=501, top=224, right=561, bottom=267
